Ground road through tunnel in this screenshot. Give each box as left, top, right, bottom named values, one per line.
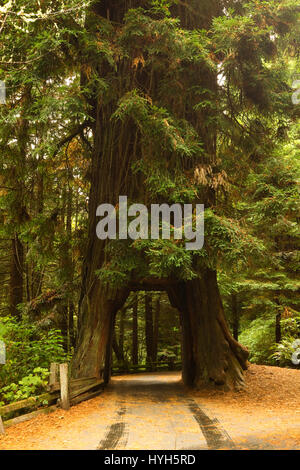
left=110, top=290, right=183, bottom=378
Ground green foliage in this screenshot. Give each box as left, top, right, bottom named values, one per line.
left=199, top=210, right=266, bottom=270
left=270, top=337, right=299, bottom=367
left=0, top=317, right=68, bottom=388
left=239, top=316, right=277, bottom=365
left=135, top=238, right=196, bottom=281
left=239, top=311, right=300, bottom=367
left=0, top=367, right=49, bottom=405
left=158, top=346, right=177, bottom=360
left=112, top=90, right=202, bottom=157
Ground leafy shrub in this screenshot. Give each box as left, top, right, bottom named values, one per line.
left=0, top=316, right=69, bottom=390
left=281, top=315, right=300, bottom=338
left=270, top=337, right=298, bottom=367
left=158, top=346, right=177, bottom=361
left=239, top=316, right=276, bottom=365
left=1, top=367, right=49, bottom=405
left=240, top=312, right=300, bottom=367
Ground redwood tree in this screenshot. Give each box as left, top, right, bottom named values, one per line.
left=63, top=0, right=298, bottom=389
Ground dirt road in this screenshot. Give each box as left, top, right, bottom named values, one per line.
left=97, top=373, right=234, bottom=450
left=1, top=368, right=299, bottom=450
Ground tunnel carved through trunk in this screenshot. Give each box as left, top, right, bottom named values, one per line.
left=73, top=270, right=248, bottom=390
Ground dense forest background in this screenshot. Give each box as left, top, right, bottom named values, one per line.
left=0, top=0, right=299, bottom=404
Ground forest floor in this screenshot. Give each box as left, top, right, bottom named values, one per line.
left=0, top=364, right=299, bottom=450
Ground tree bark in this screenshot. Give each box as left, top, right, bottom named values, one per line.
left=275, top=294, right=281, bottom=344
left=72, top=282, right=128, bottom=380
left=66, top=171, right=75, bottom=349
left=167, top=270, right=249, bottom=390
left=145, top=293, right=154, bottom=366
left=275, top=313, right=281, bottom=343
left=231, top=293, right=239, bottom=341
left=30, top=157, right=44, bottom=300
left=68, top=301, right=75, bottom=349
left=132, top=293, right=138, bottom=365
left=57, top=176, right=75, bottom=352
left=119, top=308, right=125, bottom=361
left=153, top=294, right=161, bottom=362
left=8, top=88, right=30, bottom=319
left=9, top=234, right=24, bottom=319
left=112, top=329, right=124, bottom=362
left=275, top=312, right=282, bottom=344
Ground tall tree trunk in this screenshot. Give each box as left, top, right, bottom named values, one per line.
left=132, top=293, right=138, bottom=365
left=275, top=312, right=282, bottom=344
left=119, top=308, right=125, bottom=361
left=112, top=309, right=125, bottom=363
left=167, top=270, right=249, bottom=390
left=30, top=160, right=44, bottom=299
left=58, top=175, right=74, bottom=352
left=68, top=301, right=75, bottom=349
left=112, top=329, right=124, bottom=362
left=8, top=87, right=31, bottom=318
left=9, top=234, right=24, bottom=319
left=58, top=305, right=69, bottom=352
left=66, top=177, right=75, bottom=349
left=275, top=293, right=281, bottom=344
left=153, top=294, right=160, bottom=362
left=231, top=293, right=239, bottom=341
left=145, top=293, right=154, bottom=367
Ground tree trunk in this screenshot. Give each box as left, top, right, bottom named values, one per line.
left=119, top=308, right=125, bottom=361
left=145, top=293, right=154, bottom=366
left=275, top=312, right=282, bottom=343
left=112, top=330, right=124, bottom=362
left=153, top=294, right=160, bottom=362
left=72, top=282, right=128, bottom=380
left=9, top=234, right=24, bottom=319
left=57, top=177, right=75, bottom=352
left=59, top=305, right=69, bottom=352
left=167, top=270, right=249, bottom=390
left=275, top=294, right=281, bottom=344
left=68, top=301, right=75, bottom=349
left=132, top=293, right=138, bottom=365
left=30, top=159, right=44, bottom=299
left=112, top=308, right=125, bottom=363
left=231, top=293, right=239, bottom=341
left=8, top=88, right=30, bottom=319
left=66, top=173, right=75, bottom=349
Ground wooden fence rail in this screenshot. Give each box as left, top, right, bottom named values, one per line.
left=0, top=392, right=59, bottom=417
left=112, top=361, right=182, bottom=375
left=0, top=363, right=104, bottom=435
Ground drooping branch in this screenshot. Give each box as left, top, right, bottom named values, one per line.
left=52, top=121, right=91, bottom=158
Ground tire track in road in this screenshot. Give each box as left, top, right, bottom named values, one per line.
left=97, top=374, right=235, bottom=450
left=154, top=389, right=235, bottom=450
left=97, top=401, right=128, bottom=450
left=184, top=396, right=235, bottom=449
